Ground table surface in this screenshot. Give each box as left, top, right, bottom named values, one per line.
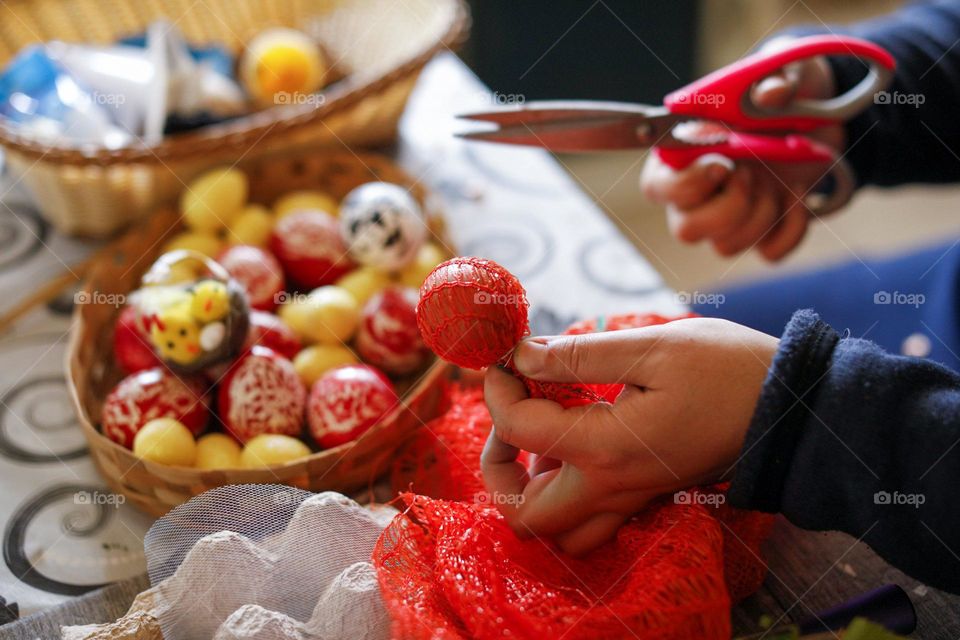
left=1, top=53, right=958, bottom=639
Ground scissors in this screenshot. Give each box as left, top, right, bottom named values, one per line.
left=457, top=35, right=895, bottom=215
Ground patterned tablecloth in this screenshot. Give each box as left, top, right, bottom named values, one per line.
left=0, top=52, right=681, bottom=625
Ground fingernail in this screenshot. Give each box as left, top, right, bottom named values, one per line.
left=707, top=163, right=730, bottom=182
left=514, top=338, right=548, bottom=377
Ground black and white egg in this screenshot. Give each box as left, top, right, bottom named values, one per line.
left=339, top=182, right=427, bottom=270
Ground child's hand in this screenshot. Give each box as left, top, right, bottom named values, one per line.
left=481, top=318, right=778, bottom=555
left=639, top=38, right=844, bottom=261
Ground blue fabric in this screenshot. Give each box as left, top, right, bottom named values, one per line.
left=788, top=1, right=960, bottom=187
left=694, top=241, right=960, bottom=372
left=729, top=310, right=960, bottom=593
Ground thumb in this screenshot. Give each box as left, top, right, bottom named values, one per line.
left=512, top=328, right=664, bottom=384
left=750, top=62, right=802, bottom=110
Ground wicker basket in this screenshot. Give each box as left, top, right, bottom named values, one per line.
left=0, top=0, right=468, bottom=237
left=66, top=149, right=452, bottom=517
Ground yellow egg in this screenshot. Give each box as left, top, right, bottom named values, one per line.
left=241, top=434, right=311, bottom=468
left=335, top=266, right=391, bottom=306
left=398, top=243, right=447, bottom=289
left=133, top=418, right=197, bottom=466
left=228, top=204, right=274, bottom=246
left=293, top=344, right=358, bottom=386
left=241, top=28, right=326, bottom=106
left=274, top=190, right=339, bottom=218
left=181, top=168, right=249, bottom=233
left=163, top=231, right=223, bottom=259
left=195, top=433, right=242, bottom=469
left=279, top=285, right=360, bottom=344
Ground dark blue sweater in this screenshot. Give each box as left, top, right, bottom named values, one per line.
left=729, top=3, right=960, bottom=593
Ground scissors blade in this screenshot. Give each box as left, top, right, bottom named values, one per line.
left=457, top=100, right=684, bottom=152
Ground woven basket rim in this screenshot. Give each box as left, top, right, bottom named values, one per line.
left=0, top=0, right=469, bottom=166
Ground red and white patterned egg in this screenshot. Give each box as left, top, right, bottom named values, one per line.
left=101, top=367, right=210, bottom=448
left=307, top=364, right=398, bottom=449
left=270, top=211, right=354, bottom=288
left=217, top=245, right=285, bottom=311
left=218, top=346, right=306, bottom=443
left=355, top=285, right=429, bottom=375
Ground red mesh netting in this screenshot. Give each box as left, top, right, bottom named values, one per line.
left=379, top=312, right=774, bottom=639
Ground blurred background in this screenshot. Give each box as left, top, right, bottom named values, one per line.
left=461, top=0, right=959, bottom=292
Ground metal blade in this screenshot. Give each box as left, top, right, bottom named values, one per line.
left=456, top=101, right=684, bottom=152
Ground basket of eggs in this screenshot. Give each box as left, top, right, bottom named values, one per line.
left=0, top=0, right=468, bottom=236
left=66, top=149, right=452, bottom=516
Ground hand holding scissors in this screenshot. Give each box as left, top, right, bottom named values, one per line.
left=459, top=35, right=894, bottom=242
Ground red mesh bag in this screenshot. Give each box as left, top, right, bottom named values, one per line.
left=379, top=312, right=774, bottom=638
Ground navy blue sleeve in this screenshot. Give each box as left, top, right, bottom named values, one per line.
left=788, top=1, right=960, bottom=187
left=729, top=310, right=960, bottom=593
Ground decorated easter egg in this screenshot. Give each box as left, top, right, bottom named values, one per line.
left=217, top=245, right=285, bottom=311
left=307, top=364, right=398, bottom=449
left=278, top=285, right=359, bottom=344
left=195, top=432, right=243, bottom=469
left=339, top=182, right=427, bottom=270
left=218, top=346, right=306, bottom=443
left=243, top=310, right=301, bottom=360
left=293, top=344, right=358, bottom=386
left=101, top=367, right=210, bottom=448
left=356, top=285, right=429, bottom=375
left=144, top=278, right=250, bottom=370
left=133, top=418, right=197, bottom=466
left=113, top=305, right=161, bottom=374
left=240, top=434, right=312, bottom=468
left=416, top=257, right=529, bottom=369
left=270, top=211, right=354, bottom=288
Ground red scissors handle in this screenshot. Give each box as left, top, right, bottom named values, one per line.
left=664, top=35, right=895, bottom=132
left=655, top=132, right=835, bottom=168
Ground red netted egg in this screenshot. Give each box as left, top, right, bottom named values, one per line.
left=270, top=211, right=354, bottom=288
left=218, top=346, right=306, bottom=443
left=307, top=364, right=398, bottom=449
left=101, top=367, right=210, bottom=448
left=113, top=305, right=161, bottom=374
left=356, top=285, right=430, bottom=375
left=217, top=245, right=285, bottom=311
left=243, top=310, right=301, bottom=360
left=416, top=257, right=529, bottom=370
